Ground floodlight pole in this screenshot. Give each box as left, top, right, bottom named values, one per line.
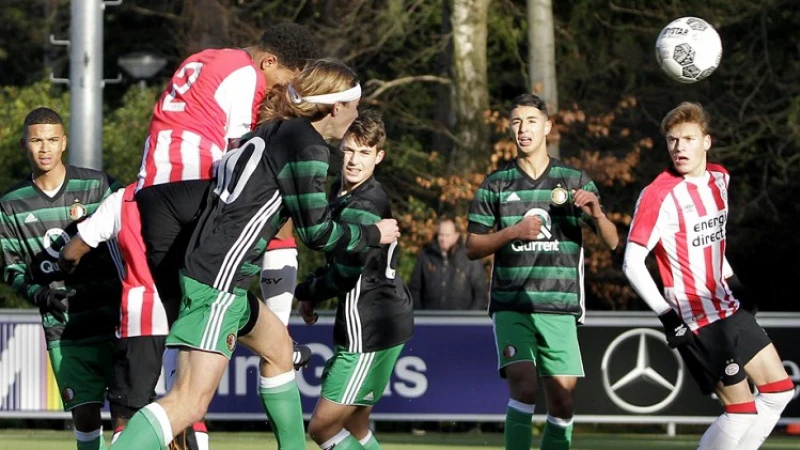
left=63, top=0, right=123, bottom=170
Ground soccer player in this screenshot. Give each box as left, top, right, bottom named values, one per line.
left=111, top=59, right=400, bottom=450
left=58, top=183, right=209, bottom=450
left=134, top=23, right=318, bottom=341
left=295, top=111, right=414, bottom=450
left=623, top=102, right=793, bottom=450
left=0, top=107, right=122, bottom=450
left=466, top=94, right=619, bottom=450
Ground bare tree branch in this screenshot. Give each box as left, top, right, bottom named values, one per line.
left=126, top=4, right=184, bottom=22
left=608, top=1, right=670, bottom=21
left=364, top=75, right=451, bottom=101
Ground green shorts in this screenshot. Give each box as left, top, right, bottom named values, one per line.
left=321, top=344, right=404, bottom=406
left=492, top=311, right=584, bottom=378
left=48, top=340, right=113, bottom=411
left=166, top=274, right=252, bottom=358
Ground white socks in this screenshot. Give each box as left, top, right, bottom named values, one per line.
left=698, top=402, right=758, bottom=449
left=736, top=379, right=795, bottom=449
left=261, top=248, right=298, bottom=326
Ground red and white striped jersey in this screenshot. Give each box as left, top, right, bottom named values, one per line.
left=137, top=48, right=267, bottom=190
left=77, top=184, right=169, bottom=337
left=628, top=163, right=738, bottom=330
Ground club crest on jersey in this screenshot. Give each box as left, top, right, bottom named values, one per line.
left=226, top=333, right=236, bottom=352
left=69, top=202, right=87, bottom=220
left=551, top=186, right=568, bottom=205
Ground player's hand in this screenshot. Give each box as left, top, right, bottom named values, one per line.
left=34, top=288, right=75, bottom=323
left=375, top=218, right=400, bottom=244
left=658, top=309, right=694, bottom=348
left=515, top=215, right=542, bottom=241
left=297, top=301, right=318, bottom=325
left=572, top=189, right=604, bottom=219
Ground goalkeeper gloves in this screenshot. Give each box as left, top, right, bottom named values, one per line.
left=658, top=309, right=694, bottom=349
left=34, top=288, right=75, bottom=323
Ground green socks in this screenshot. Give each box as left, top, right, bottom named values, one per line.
left=359, top=430, right=381, bottom=449
left=540, top=415, right=573, bottom=450
left=505, top=401, right=534, bottom=450
left=259, top=372, right=306, bottom=450
left=75, top=427, right=107, bottom=450
left=110, top=404, right=171, bottom=449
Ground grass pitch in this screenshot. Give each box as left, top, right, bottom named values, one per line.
left=0, top=430, right=797, bottom=449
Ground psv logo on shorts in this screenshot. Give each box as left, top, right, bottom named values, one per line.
left=226, top=333, right=236, bottom=353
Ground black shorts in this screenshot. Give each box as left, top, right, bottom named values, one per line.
left=107, top=335, right=167, bottom=419
left=135, top=180, right=211, bottom=321
left=678, top=309, right=771, bottom=395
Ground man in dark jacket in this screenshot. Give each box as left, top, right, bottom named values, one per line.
left=410, top=218, right=488, bottom=310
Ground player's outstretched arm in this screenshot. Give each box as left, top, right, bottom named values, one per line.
left=58, top=237, right=92, bottom=274
left=466, top=216, right=541, bottom=260
left=279, top=143, right=391, bottom=253
left=295, top=199, right=383, bottom=304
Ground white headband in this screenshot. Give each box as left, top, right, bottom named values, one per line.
left=288, top=84, right=362, bottom=105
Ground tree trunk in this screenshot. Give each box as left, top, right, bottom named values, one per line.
left=434, top=0, right=456, bottom=168
left=527, top=0, right=560, bottom=158
left=450, top=0, right=491, bottom=171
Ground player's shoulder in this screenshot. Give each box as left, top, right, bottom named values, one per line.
left=482, top=159, right=518, bottom=184
left=274, top=118, right=327, bottom=149
left=639, top=168, right=684, bottom=204
left=352, top=177, right=391, bottom=217
left=68, top=165, right=109, bottom=181
left=188, top=48, right=254, bottom=72
left=549, top=157, right=585, bottom=176
left=706, top=163, right=729, bottom=180
left=548, top=158, right=593, bottom=187
left=0, top=177, right=33, bottom=205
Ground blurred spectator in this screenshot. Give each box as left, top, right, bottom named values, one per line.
left=410, top=218, right=488, bottom=310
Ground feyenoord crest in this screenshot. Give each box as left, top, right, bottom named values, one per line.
left=226, top=333, right=237, bottom=352
left=69, top=201, right=86, bottom=220
left=551, top=185, right=568, bottom=205
left=62, top=387, right=75, bottom=402
left=503, top=345, right=517, bottom=359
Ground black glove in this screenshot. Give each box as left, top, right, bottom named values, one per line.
left=34, top=288, right=75, bottom=323
left=658, top=309, right=694, bottom=349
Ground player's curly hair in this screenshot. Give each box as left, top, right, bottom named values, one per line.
left=257, top=23, right=319, bottom=71
left=259, top=59, right=359, bottom=124
left=344, top=109, right=386, bottom=150
left=661, top=102, right=710, bottom=136
left=23, top=107, right=64, bottom=128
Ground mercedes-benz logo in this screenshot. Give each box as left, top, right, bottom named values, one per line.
left=601, top=328, right=685, bottom=414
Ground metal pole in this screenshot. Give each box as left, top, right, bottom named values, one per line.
left=68, top=0, right=104, bottom=170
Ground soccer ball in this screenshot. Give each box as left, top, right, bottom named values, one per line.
left=655, top=17, right=722, bottom=83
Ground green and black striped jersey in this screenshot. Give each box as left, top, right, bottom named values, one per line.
left=0, top=166, right=123, bottom=347
left=183, top=118, right=381, bottom=292
left=467, top=158, right=599, bottom=321
left=295, top=176, right=414, bottom=353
